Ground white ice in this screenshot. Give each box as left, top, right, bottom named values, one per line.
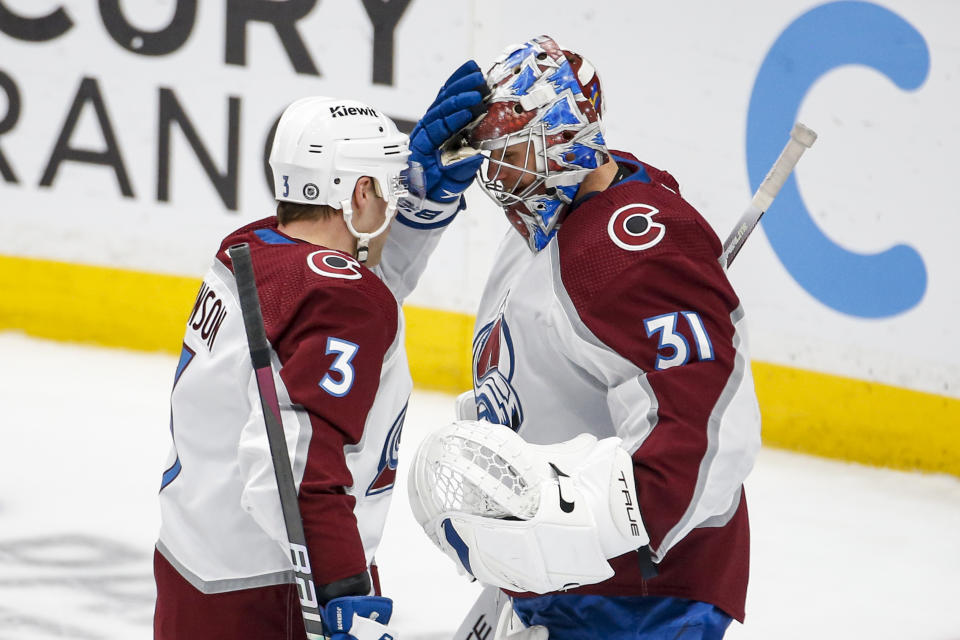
left=0, top=332, right=958, bottom=639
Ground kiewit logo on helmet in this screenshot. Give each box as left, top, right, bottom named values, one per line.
left=329, top=105, right=378, bottom=118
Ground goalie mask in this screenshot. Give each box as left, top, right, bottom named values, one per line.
left=269, top=96, right=425, bottom=262
left=408, top=420, right=648, bottom=594
left=468, top=35, right=608, bottom=252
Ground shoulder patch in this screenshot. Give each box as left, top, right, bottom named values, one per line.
left=607, top=203, right=665, bottom=251
left=306, top=250, right=363, bottom=280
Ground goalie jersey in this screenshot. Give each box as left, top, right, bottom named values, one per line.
left=155, top=213, right=444, bottom=639
left=471, top=153, right=762, bottom=621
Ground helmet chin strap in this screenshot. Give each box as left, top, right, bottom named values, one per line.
left=340, top=196, right=396, bottom=264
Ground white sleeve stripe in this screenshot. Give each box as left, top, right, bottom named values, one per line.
left=610, top=373, right=660, bottom=454
left=697, top=486, right=742, bottom=529
left=653, top=306, right=760, bottom=561
left=270, top=347, right=314, bottom=488
left=157, top=541, right=294, bottom=594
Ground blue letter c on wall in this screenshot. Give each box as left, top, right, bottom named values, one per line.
left=747, top=1, right=928, bottom=318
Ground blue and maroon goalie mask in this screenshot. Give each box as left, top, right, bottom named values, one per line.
left=469, top=35, right=609, bottom=252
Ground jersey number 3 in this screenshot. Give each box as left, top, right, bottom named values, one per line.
left=320, top=337, right=359, bottom=397
left=643, top=311, right=714, bottom=371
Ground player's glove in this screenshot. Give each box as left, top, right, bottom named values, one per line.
left=322, top=596, right=397, bottom=640
left=409, top=60, right=489, bottom=203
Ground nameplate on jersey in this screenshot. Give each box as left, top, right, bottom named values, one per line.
left=607, top=203, right=665, bottom=251
left=187, top=282, right=228, bottom=352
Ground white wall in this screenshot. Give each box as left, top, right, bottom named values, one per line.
left=0, top=0, right=956, bottom=397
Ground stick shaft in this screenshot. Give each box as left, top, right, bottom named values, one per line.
left=719, top=122, right=817, bottom=269
left=229, top=243, right=327, bottom=640
left=453, top=586, right=507, bottom=640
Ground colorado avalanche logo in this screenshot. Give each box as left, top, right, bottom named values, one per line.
left=473, top=314, right=524, bottom=430
left=607, top=203, right=666, bottom=251
left=366, top=404, right=406, bottom=496
left=307, top=250, right=363, bottom=280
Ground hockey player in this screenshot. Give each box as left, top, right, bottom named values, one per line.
left=153, top=96, right=436, bottom=639
left=407, top=36, right=762, bottom=639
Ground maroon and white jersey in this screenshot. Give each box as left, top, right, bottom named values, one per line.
left=155, top=214, right=445, bottom=639
left=471, top=153, right=761, bottom=621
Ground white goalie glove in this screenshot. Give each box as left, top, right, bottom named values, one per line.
left=408, top=420, right=649, bottom=594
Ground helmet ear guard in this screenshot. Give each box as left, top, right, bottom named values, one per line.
left=336, top=161, right=423, bottom=263
left=408, top=420, right=649, bottom=594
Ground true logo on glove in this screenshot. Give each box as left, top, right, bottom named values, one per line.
left=618, top=470, right=642, bottom=537
left=549, top=463, right=576, bottom=513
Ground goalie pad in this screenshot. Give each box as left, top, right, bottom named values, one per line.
left=408, top=420, right=648, bottom=594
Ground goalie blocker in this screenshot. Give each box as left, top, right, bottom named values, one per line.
left=409, top=420, right=648, bottom=594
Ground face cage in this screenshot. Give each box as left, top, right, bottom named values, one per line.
left=475, top=122, right=553, bottom=218
left=345, top=161, right=425, bottom=262
left=384, top=160, right=426, bottom=218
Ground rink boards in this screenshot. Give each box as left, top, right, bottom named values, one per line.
left=0, top=1, right=957, bottom=475
left=1, top=254, right=956, bottom=476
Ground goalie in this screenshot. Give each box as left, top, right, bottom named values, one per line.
left=406, top=35, right=762, bottom=640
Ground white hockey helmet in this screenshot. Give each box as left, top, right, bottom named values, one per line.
left=269, top=96, right=424, bottom=261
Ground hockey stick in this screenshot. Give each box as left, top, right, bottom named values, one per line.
left=719, top=122, right=818, bottom=270
left=453, top=586, right=507, bottom=640
left=228, top=242, right=327, bottom=640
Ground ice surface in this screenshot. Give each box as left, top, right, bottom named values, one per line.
left=1, top=333, right=957, bottom=639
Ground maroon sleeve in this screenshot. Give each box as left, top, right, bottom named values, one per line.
left=560, top=181, right=744, bottom=553
left=272, top=285, right=396, bottom=586
left=589, top=253, right=740, bottom=549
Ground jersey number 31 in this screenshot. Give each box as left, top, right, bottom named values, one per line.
left=643, top=311, right=714, bottom=371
